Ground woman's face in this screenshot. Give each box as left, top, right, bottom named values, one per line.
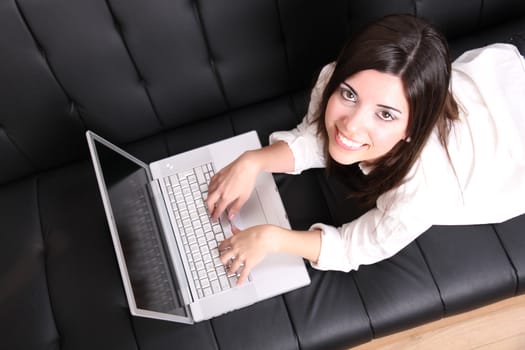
left=324, top=69, right=410, bottom=166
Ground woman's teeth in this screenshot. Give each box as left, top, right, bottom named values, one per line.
left=337, top=131, right=365, bottom=149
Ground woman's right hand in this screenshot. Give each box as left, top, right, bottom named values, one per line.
left=206, top=150, right=262, bottom=222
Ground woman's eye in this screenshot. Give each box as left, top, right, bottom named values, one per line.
left=340, top=88, right=357, bottom=102
left=377, top=110, right=396, bottom=121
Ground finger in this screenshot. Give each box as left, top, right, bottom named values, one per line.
left=236, top=264, right=251, bottom=285
left=209, top=166, right=231, bottom=193
left=227, top=196, right=247, bottom=221
left=205, top=188, right=221, bottom=214
left=218, top=238, right=231, bottom=251
left=227, top=256, right=246, bottom=277
left=206, top=171, right=220, bottom=192
left=211, top=196, right=231, bottom=222
left=230, top=225, right=240, bottom=235
left=219, top=247, right=235, bottom=266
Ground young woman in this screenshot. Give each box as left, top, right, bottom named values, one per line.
left=205, top=14, right=525, bottom=285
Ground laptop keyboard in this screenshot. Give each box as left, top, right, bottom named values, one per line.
left=163, top=163, right=238, bottom=299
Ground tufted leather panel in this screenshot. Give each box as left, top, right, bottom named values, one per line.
left=352, top=243, right=444, bottom=337
left=494, top=215, right=525, bottom=293
left=0, top=178, right=59, bottom=350
left=284, top=268, right=372, bottom=350
left=0, top=0, right=87, bottom=183
left=418, top=225, right=517, bottom=315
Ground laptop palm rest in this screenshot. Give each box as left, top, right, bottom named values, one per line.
left=190, top=282, right=257, bottom=320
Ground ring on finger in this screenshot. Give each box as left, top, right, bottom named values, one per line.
left=228, top=269, right=244, bottom=278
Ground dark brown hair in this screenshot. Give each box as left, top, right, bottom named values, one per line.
left=315, top=14, right=459, bottom=207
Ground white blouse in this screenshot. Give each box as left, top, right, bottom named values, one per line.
left=269, top=43, right=525, bottom=272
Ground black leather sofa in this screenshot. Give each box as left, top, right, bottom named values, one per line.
left=2, top=1, right=524, bottom=349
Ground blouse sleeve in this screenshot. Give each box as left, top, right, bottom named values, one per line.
left=269, top=63, right=335, bottom=174
left=309, top=208, right=432, bottom=272
left=309, top=159, right=434, bottom=272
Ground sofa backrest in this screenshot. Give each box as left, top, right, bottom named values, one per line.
left=1, top=0, right=524, bottom=186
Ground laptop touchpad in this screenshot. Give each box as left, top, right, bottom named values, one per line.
left=233, top=191, right=267, bottom=229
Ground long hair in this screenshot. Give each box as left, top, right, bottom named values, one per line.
left=315, top=14, right=459, bottom=207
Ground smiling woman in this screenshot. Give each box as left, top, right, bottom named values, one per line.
left=204, top=14, right=525, bottom=281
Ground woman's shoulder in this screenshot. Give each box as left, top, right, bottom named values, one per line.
left=452, top=43, right=524, bottom=73
left=314, top=62, right=336, bottom=90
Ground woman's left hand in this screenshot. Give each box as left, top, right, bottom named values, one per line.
left=218, top=224, right=280, bottom=285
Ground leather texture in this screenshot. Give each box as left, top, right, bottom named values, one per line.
left=1, top=1, right=524, bottom=349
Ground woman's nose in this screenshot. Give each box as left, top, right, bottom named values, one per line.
left=340, top=106, right=370, bottom=132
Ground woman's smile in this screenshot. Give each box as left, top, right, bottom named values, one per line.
left=335, top=127, right=369, bottom=151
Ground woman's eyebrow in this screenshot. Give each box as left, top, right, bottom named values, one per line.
left=377, top=104, right=402, bottom=114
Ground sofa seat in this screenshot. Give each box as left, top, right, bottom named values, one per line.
left=2, top=106, right=524, bottom=350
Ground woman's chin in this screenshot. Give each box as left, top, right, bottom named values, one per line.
left=328, top=147, right=362, bottom=165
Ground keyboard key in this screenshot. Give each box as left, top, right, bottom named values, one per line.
left=228, top=276, right=238, bottom=287
left=211, top=280, right=221, bottom=293
left=195, top=167, right=205, bottom=184
left=190, top=244, right=199, bottom=253
left=206, top=262, right=215, bottom=272
left=219, top=275, right=230, bottom=290
left=200, top=279, right=210, bottom=288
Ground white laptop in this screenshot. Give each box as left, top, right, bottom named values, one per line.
left=86, top=130, right=310, bottom=324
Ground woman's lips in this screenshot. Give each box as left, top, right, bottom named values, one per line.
left=335, top=128, right=368, bottom=151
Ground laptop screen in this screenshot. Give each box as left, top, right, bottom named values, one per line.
left=93, top=139, right=186, bottom=315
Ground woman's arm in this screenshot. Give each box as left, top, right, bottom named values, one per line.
left=206, top=140, right=294, bottom=221
left=207, top=63, right=335, bottom=221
